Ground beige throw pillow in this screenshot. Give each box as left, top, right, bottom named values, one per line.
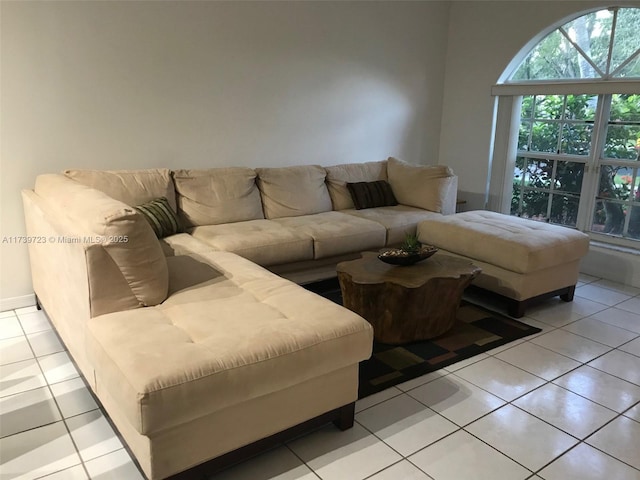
left=256, top=165, right=332, bottom=219
left=387, top=157, right=457, bottom=214
left=173, top=168, right=264, bottom=227
left=64, top=168, right=177, bottom=213
left=325, top=161, right=388, bottom=210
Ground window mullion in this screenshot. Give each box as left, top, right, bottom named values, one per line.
left=604, top=8, right=618, bottom=77
left=578, top=94, right=612, bottom=232
left=609, top=47, right=640, bottom=78
left=558, top=27, right=606, bottom=78
left=548, top=159, right=558, bottom=220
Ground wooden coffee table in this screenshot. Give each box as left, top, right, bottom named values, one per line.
left=337, top=252, right=481, bottom=344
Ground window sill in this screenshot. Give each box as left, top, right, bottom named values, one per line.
left=589, top=240, right=640, bottom=256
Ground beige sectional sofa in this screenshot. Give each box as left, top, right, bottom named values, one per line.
left=21, top=157, right=458, bottom=479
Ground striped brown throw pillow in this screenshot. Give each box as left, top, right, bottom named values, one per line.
left=346, top=180, right=398, bottom=210
left=134, top=197, right=181, bottom=238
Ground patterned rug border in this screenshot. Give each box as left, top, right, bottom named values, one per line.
left=305, top=279, right=542, bottom=398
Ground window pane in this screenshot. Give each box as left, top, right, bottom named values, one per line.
left=561, top=124, right=593, bottom=155
left=519, top=121, right=532, bottom=151
left=534, top=95, right=564, bottom=119
left=609, top=94, right=640, bottom=122
left=598, top=166, right=634, bottom=201
left=550, top=193, right=580, bottom=227
left=604, top=125, right=640, bottom=160
left=520, top=190, right=550, bottom=221
left=564, top=95, right=597, bottom=120
left=531, top=122, right=560, bottom=153
left=521, top=95, right=534, bottom=118
left=611, top=8, right=640, bottom=74
left=511, top=31, right=581, bottom=80
left=616, top=53, right=640, bottom=78
left=562, top=11, right=612, bottom=76
left=555, top=161, right=585, bottom=194
left=604, top=94, right=640, bottom=160
left=524, top=158, right=552, bottom=189
left=592, top=200, right=626, bottom=235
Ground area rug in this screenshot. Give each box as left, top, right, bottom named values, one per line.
left=304, top=278, right=542, bottom=398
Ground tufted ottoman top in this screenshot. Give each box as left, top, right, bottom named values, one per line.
left=417, top=210, right=590, bottom=274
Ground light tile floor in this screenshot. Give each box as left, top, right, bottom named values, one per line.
left=0, top=275, right=639, bottom=479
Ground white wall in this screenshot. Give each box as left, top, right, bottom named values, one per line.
left=440, top=0, right=640, bottom=287
left=0, top=1, right=450, bottom=307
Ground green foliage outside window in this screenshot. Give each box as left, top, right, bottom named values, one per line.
left=513, top=93, right=640, bottom=239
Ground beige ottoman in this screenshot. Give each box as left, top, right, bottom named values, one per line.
left=417, top=210, right=590, bottom=317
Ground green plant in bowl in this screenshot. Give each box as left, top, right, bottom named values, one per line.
left=400, top=233, right=421, bottom=253
left=378, top=233, right=438, bottom=266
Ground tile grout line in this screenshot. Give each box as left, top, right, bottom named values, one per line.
left=5, top=280, right=640, bottom=480
left=14, top=308, right=94, bottom=480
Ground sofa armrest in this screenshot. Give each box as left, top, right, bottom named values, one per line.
left=33, top=174, right=169, bottom=306
left=22, top=189, right=142, bottom=317
left=440, top=174, right=458, bottom=216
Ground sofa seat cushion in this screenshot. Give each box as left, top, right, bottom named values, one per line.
left=256, top=165, right=332, bottom=219
left=271, top=211, right=386, bottom=259
left=85, top=251, right=373, bottom=435
left=417, top=210, right=590, bottom=274
left=189, top=220, right=313, bottom=266
left=325, top=161, right=388, bottom=210
left=342, top=205, right=443, bottom=245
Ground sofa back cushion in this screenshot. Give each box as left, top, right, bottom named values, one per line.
left=387, top=157, right=457, bottom=214
left=34, top=174, right=169, bottom=307
left=256, top=165, right=332, bottom=219
left=64, top=168, right=177, bottom=213
left=172, top=168, right=264, bottom=227
left=325, top=161, right=388, bottom=210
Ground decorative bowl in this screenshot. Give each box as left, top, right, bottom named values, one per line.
left=378, top=245, right=439, bottom=266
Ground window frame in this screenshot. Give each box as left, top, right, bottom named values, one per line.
left=490, top=88, right=640, bottom=249
left=490, top=6, right=640, bottom=250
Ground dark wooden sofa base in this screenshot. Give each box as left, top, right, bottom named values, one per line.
left=166, top=402, right=355, bottom=480
left=467, top=285, right=576, bottom=318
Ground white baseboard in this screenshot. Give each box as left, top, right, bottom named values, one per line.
left=581, top=245, right=640, bottom=289
left=0, top=294, right=37, bottom=312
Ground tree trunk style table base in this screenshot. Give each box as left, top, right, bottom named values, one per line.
left=337, top=252, right=481, bottom=344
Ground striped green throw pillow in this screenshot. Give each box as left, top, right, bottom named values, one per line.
left=134, top=197, right=181, bottom=238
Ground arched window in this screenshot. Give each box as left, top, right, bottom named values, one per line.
left=490, top=7, right=640, bottom=246
left=512, top=8, right=640, bottom=80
